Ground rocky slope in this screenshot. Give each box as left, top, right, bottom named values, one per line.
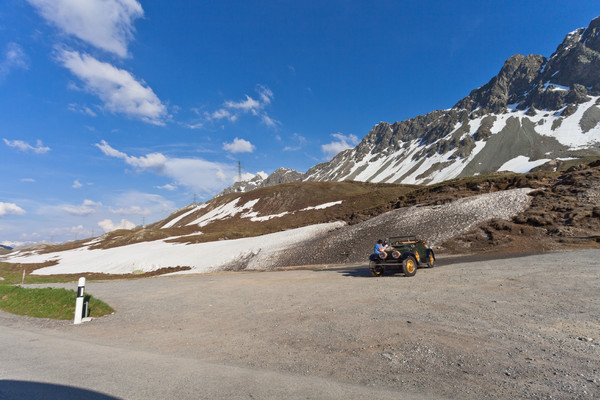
left=279, top=161, right=600, bottom=267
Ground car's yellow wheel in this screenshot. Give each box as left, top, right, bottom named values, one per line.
left=402, top=256, right=417, bottom=277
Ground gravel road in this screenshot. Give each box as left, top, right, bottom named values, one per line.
left=3, top=250, right=599, bottom=399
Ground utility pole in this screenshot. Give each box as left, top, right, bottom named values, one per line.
left=238, top=160, right=242, bottom=181
left=193, top=192, right=197, bottom=204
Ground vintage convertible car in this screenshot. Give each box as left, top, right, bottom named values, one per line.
left=369, top=235, right=435, bottom=277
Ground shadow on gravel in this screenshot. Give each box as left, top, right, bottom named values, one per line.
left=335, top=266, right=412, bottom=278
left=435, top=251, right=543, bottom=267
left=0, top=380, right=120, bottom=400
left=338, top=267, right=372, bottom=278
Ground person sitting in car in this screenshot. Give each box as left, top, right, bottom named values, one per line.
left=371, top=239, right=388, bottom=260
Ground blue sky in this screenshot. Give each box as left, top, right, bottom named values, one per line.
left=1, top=1, right=598, bottom=245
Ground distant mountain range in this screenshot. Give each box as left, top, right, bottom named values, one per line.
left=219, top=168, right=303, bottom=196
left=223, top=16, right=600, bottom=194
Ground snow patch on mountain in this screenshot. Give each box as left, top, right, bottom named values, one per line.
left=300, top=201, right=343, bottom=211
left=246, top=211, right=289, bottom=222
left=533, top=97, right=600, bottom=148
left=499, top=156, right=551, bottom=173
left=186, top=199, right=259, bottom=227
left=161, top=204, right=207, bottom=229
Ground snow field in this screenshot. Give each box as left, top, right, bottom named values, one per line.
left=8, top=222, right=346, bottom=276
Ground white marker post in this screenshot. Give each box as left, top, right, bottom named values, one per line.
left=74, top=277, right=85, bottom=325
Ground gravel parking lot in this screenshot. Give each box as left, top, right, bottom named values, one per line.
left=3, top=250, right=599, bottom=399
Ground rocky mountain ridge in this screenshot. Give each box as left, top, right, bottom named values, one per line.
left=224, top=16, right=600, bottom=194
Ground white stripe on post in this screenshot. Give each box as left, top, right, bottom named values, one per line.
left=74, top=277, right=86, bottom=325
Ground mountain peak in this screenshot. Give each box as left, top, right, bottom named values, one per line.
left=581, top=15, right=600, bottom=52
left=453, top=53, right=546, bottom=115
left=541, top=16, right=600, bottom=92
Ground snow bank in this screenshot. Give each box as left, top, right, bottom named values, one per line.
left=7, top=222, right=346, bottom=276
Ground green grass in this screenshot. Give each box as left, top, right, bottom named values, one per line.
left=0, top=262, right=115, bottom=320
left=0, top=285, right=114, bottom=320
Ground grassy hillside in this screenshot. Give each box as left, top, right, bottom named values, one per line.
left=21, top=160, right=600, bottom=255
left=90, top=181, right=418, bottom=249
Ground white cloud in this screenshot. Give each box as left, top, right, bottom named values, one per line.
left=256, top=85, right=273, bottom=105
left=3, top=138, right=50, bottom=154
left=21, top=178, right=36, bottom=183
left=72, top=179, right=83, bottom=188
left=239, top=172, right=258, bottom=182
left=283, top=133, right=307, bottom=151
left=261, top=114, right=278, bottom=127
left=207, top=108, right=236, bottom=122
left=225, top=95, right=261, bottom=113
left=223, top=137, right=256, bottom=154
left=26, top=0, right=144, bottom=58
left=58, top=50, right=167, bottom=125
left=155, top=183, right=177, bottom=191
left=321, top=133, right=360, bottom=159
left=0, top=42, right=29, bottom=82
left=98, top=218, right=136, bottom=232
left=70, top=225, right=85, bottom=234
left=63, top=199, right=102, bottom=216
left=112, top=191, right=175, bottom=217
left=0, top=202, right=26, bottom=217
left=95, top=140, right=167, bottom=170
left=184, top=122, right=204, bottom=129
left=205, top=85, right=278, bottom=127
left=68, top=103, right=98, bottom=117
left=109, top=205, right=149, bottom=215
left=96, top=140, right=238, bottom=194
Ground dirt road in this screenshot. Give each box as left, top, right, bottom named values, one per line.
left=3, top=250, right=599, bottom=399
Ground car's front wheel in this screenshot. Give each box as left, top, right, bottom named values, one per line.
left=402, top=256, right=417, bottom=277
